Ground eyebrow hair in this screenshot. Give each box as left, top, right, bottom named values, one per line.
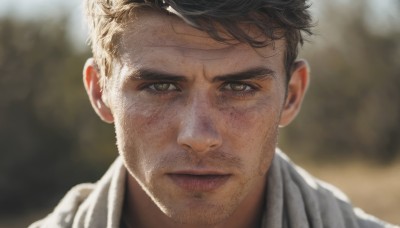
left=212, top=67, right=276, bottom=82
left=129, top=69, right=187, bottom=82
left=128, top=67, right=275, bottom=82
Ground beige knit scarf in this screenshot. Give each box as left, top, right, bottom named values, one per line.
left=30, top=150, right=398, bottom=228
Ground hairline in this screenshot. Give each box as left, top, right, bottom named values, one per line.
left=103, top=7, right=293, bottom=84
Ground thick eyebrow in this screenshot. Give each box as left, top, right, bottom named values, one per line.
left=212, top=67, right=276, bottom=82
left=128, top=69, right=187, bottom=82
left=128, top=67, right=275, bottom=82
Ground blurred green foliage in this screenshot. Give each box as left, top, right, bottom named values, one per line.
left=0, top=0, right=399, bottom=223
left=0, top=17, right=116, bottom=216
left=281, top=2, right=400, bottom=164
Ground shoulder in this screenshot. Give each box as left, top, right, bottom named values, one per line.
left=273, top=150, right=399, bottom=228
left=29, top=183, right=95, bottom=228
left=317, top=180, right=397, bottom=228
left=354, top=208, right=399, bottom=228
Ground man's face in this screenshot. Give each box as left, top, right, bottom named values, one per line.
left=89, top=10, right=305, bottom=226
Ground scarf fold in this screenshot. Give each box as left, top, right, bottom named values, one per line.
left=262, top=150, right=382, bottom=228
left=30, top=150, right=398, bottom=228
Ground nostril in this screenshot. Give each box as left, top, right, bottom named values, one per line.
left=209, top=143, right=219, bottom=149
left=181, top=143, right=192, bottom=151
left=177, top=124, right=222, bottom=154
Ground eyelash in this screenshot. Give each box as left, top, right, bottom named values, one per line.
left=139, top=81, right=259, bottom=98
left=220, top=81, right=259, bottom=97
left=139, top=82, right=181, bottom=94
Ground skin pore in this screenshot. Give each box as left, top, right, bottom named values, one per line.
left=83, top=9, right=309, bottom=228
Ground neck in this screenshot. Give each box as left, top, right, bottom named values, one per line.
left=122, top=174, right=267, bottom=228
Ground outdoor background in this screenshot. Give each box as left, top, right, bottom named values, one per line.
left=0, top=0, right=399, bottom=227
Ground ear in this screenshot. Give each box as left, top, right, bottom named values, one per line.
left=83, top=58, right=114, bottom=123
left=279, top=60, right=309, bottom=127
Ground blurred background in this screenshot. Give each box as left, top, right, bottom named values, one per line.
left=0, top=0, right=399, bottom=227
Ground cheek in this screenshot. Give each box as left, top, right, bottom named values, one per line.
left=222, top=99, right=281, bottom=174
left=118, top=96, right=177, bottom=138
left=223, top=96, right=282, bottom=139
left=113, top=97, right=178, bottom=175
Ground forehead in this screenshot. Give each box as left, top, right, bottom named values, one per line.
left=122, top=10, right=237, bottom=49
left=118, top=9, right=285, bottom=75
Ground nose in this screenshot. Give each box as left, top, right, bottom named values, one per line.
left=177, top=94, right=222, bottom=154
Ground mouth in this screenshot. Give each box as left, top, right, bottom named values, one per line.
left=167, top=172, right=231, bottom=192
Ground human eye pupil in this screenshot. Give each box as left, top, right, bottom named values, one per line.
left=230, top=83, right=247, bottom=91
left=154, top=83, right=171, bottom=91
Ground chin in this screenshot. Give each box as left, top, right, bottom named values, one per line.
left=163, top=202, right=231, bottom=226
left=151, top=185, right=243, bottom=227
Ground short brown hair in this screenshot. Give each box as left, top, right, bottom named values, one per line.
left=84, top=0, right=313, bottom=86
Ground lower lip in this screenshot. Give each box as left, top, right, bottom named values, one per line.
left=168, top=174, right=231, bottom=192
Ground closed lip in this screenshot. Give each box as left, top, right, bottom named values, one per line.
left=169, top=169, right=231, bottom=175
left=167, top=170, right=232, bottom=192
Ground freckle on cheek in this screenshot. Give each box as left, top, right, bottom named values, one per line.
left=133, top=106, right=163, bottom=127
left=227, top=107, right=258, bottom=129
left=142, top=108, right=176, bottom=134
left=145, top=112, right=159, bottom=126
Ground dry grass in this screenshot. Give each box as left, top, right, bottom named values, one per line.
left=298, top=160, right=400, bottom=225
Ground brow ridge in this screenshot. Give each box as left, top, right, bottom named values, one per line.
left=129, top=69, right=186, bottom=82
left=129, top=67, right=275, bottom=82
